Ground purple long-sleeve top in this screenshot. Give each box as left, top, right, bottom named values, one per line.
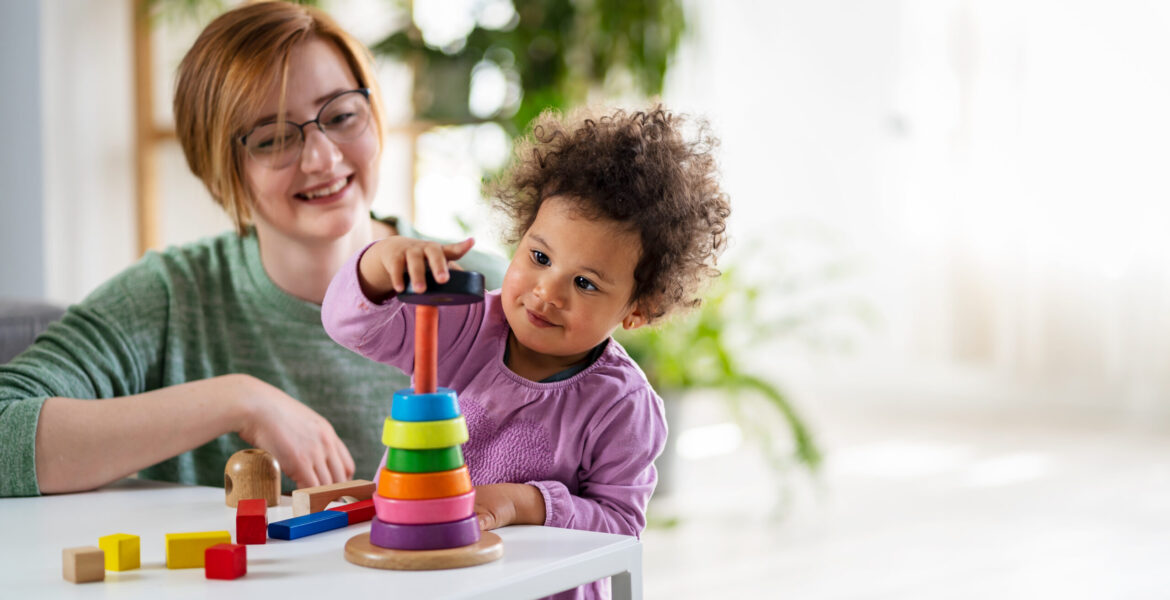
left=322, top=247, right=667, bottom=599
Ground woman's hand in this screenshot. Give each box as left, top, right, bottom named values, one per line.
left=234, top=375, right=355, bottom=489
left=357, top=237, right=475, bottom=302
left=473, top=483, right=547, bottom=530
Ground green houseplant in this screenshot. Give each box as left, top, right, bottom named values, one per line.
left=616, top=265, right=822, bottom=496
left=371, top=0, right=687, bottom=133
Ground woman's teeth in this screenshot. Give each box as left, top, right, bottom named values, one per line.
left=302, top=178, right=346, bottom=199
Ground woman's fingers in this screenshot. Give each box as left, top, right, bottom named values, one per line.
left=290, top=459, right=320, bottom=490
left=237, top=379, right=354, bottom=489
left=339, top=439, right=356, bottom=479
left=324, top=443, right=348, bottom=484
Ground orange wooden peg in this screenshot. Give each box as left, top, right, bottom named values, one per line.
left=414, top=305, right=438, bottom=394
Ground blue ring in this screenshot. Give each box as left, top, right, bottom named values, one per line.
left=391, top=388, right=461, bottom=422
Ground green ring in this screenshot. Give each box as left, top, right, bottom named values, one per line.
left=385, top=447, right=465, bottom=473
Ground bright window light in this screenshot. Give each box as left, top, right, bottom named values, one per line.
left=413, top=0, right=476, bottom=49
left=469, top=60, right=508, bottom=119
left=677, top=422, right=743, bottom=459
left=963, top=453, right=1051, bottom=488
left=830, top=441, right=972, bottom=480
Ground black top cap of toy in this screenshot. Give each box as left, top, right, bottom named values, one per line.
left=400, top=269, right=485, bottom=305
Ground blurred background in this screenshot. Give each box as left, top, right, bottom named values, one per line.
left=4, top=0, right=1170, bottom=597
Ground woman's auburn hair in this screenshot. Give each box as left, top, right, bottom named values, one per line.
left=173, top=1, right=385, bottom=234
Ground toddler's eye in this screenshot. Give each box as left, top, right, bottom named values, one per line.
left=574, top=276, right=598, bottom=291
left=531, top=250, right=550, bottom=266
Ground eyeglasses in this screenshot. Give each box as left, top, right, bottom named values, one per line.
left=239, top=88, right=372, bottom=168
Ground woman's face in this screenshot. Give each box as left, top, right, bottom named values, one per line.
left=242, top=36, right=379, bottom=244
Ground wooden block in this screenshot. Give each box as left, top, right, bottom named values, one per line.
left=377, top=465, right=471, bottom=500
left=235, top=498, right=268, bottom=545
left=165, top=531, right=231, bottom=569
left=381, top=415, right=468, bottom=450
left=98, top=533, right=140, bottom=571
left=62, top=546, right=104, bottom=583
left=327, top=498, right=376, bottom=525
left=204, top=543, right=247, bottom=580
left=267, top=510, right=349, bottom=540
left=291, top=479, right=375, bottom=516
left=224, top=448, right=281, bottom=508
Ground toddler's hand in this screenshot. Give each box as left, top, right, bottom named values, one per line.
left=233, top=374, right=355, bottom=489
left=357, top=236, right=475, bottom=301
left=473, top=483, right=546, bottom=530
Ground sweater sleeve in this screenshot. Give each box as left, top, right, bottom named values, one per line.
left=321, top=244, right=414, bottom=373
left=528, top=387, right=668, bottom=538
left=0, top=263, right=166, bottom=497
left=322, top=244, right=486, bottom=379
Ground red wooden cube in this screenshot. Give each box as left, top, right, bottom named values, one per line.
left=204, top=543, right=246, bottom=580
left=235, top=498, right=268, bottom=545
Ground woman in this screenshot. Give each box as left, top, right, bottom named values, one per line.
left=0, top=1, right=501, bottom=497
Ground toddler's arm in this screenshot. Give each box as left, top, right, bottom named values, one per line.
left=321, top=237, right=475, bottom=372
left=532, top=389, right=667, bottom=538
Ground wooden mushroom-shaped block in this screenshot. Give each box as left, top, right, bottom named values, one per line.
left=224, top=448, right=281, bottom=508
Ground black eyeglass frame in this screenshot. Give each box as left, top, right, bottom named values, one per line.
left=238, top=87, right=372, bottom=157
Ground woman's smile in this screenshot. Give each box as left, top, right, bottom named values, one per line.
left=295, top=174, right=352, bottom=204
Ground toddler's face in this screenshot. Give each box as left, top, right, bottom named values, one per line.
left=501, top=196, right=645, bottom=364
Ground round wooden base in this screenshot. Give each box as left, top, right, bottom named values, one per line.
left=344, top=531, right=503, bottom=571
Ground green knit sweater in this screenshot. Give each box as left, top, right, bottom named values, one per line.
left=0, top=223, right=504, bottom=497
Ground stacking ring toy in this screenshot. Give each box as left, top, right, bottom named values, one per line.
left=382, top=415, right=468, bottom=449
left=373, top=490, right=476, bottom=525
left=369, top=515, right=480, bottom=551
left=378, top=465, right=471, bottom=500
left=385, top=446, right=464, bottom=474
left=391, top=388, right=460, bottom=422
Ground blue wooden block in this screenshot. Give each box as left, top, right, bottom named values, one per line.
left=268, top=510, right=349, bottom=540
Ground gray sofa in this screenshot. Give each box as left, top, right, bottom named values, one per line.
left=0, top=299, right=66, bottom=364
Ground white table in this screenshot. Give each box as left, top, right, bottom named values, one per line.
left=0, top=479, right=642, bottom=599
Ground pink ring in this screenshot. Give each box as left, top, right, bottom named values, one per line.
left=373, top=489, right=476, bottom=525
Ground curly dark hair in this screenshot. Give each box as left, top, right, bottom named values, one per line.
left=488, top=105, right=731, bottom=322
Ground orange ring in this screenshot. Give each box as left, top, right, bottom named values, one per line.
left=377, top=465, right=471, bottom=500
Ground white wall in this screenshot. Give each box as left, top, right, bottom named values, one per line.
left=664, top=0, right=1170, bottom=419
left=41, top=0, right=136, bottom=304
left=0, top=2, right=46, bottom=299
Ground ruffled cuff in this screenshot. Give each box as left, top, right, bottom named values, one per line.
left=526, top=479, right=570, bottom=528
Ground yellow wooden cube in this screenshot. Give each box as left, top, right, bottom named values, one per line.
left=98, top=533, right=140, bottom=571
left=165, top=531, right=231, bottom=569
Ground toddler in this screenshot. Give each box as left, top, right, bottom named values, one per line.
left=322, top=105, right=729, bottom=598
